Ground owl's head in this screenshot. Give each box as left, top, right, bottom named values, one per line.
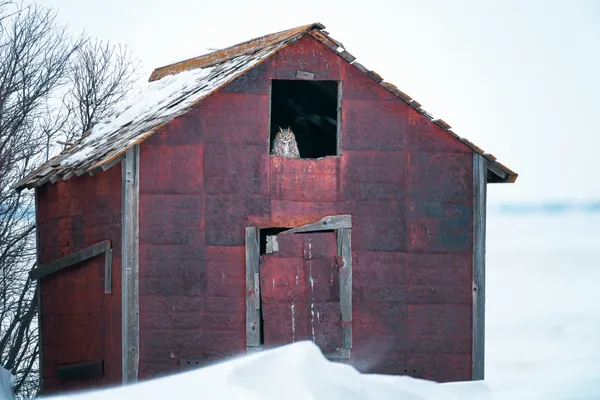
left=278, top=127, right=294, bottom=141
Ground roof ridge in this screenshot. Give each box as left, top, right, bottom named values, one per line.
left=148, top=22, right=325, bottom=82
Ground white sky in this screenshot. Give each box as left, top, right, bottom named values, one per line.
left=29, top=0, right=600, bottom=203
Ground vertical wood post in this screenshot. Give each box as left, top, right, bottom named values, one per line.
left=245, top=227, right=261, bottom=349
left=34, top=189, right=43, bottom=393
left=472, top=153, right=487, bottom=380
left=336, top=80, right=343, bottom=156
left=338, top=227, right=352, bottom=350
left=122, top=145, right=140, bottom=383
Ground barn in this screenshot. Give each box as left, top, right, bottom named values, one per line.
left=15, top=23, right=517, bottom=395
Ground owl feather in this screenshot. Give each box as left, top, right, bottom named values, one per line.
left=272, top=127, right=300, bottom=159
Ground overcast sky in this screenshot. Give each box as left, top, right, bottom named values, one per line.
left=28, top=0, right=600, bottom=203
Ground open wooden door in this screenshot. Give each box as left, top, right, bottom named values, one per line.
left=245, top=215, right=352, bottom=359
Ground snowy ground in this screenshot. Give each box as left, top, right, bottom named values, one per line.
left=40, top=212, right=600, bottom=399
left=484, top=212, right=600, bottom=395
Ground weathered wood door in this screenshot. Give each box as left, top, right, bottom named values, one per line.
left=260, top=231, right=343, bottom=354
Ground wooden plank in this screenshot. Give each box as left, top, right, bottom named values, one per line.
left=416, top=107, right=434, bottom=120
left=472, top=153, right=487, bottom=380
left=30, top=241, right=110, bottom=280
left=338, top=228, right=353, bottom=349
left=366, top=70, right=383, bottom=83
left=254, top=272, right=260, bottom=310
left=100, top=154, right=124, bottom=171
left=352, top=62, right=369, bottom=74
left=61, top=171, right=76, bottom=181
left=57, top=360, right=104, bottom=380
left=433, top=119, right=452, bottom=130
left=486, top=161, right=508, bottom=182
left=245, top=227, right=261, bottom=348
left=34, top=189, right=44, bottom=392
left=324, top=348, right=350, bottom=360
left=122, top=145, right=140, bottom=384
left=280, top=215, right=351, bottom=235
left=336, top=81, right=343, bottom=156
left=391, top=88, right=413, bottom=103
left=265, top=235, right=279, bottom=254
left=296, top=70, right=315, bottom=80
left=338, top=50, right=356, bottom=63
left=104, top=248, right=113, bottom=294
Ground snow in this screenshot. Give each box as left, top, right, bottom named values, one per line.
left=59, top=51, right=272, bottom=168
left=47, top=213, right=600, bottom=399
left=60, top=66, right=215, bottom=166
left=0, top=367, right=15, bottom=400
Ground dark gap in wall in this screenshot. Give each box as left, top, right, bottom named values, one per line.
left=270, top=80, right=338, bottom=158
left=259, top=227, right=289, bottom=255
left=258, top=227, right=289, bottom=346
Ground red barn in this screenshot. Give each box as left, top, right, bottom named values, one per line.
left=16, top=23, right=517, bottom=395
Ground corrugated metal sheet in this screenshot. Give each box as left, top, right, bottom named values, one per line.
left=15, top=22, right=516, bottom=191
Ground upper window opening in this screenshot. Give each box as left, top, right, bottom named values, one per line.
left=270, top=80, right=339, bottom=159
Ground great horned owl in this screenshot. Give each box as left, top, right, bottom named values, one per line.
left=272, top=127, right=300, bottom=159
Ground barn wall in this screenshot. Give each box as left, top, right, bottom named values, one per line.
left=138, top=34, right=473, bottom=382
left=36, top=166, right=122, bottom=394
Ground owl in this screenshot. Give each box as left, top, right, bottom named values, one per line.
left=271, top=127, right=300, bottom=159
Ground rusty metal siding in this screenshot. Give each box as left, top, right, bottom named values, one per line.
left=136, top=34, right=473, bottom=383
left=36, top=167, right=123, bottom=395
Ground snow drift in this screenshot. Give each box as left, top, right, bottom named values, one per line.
left=47, top=340, right=599, bottom=400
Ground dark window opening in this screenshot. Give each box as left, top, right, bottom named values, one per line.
left=270, top=80, right=339, bottom=159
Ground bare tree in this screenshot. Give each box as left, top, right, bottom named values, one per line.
left=63, top=39, right=140, bottom=143
left=0, top=2, right=139, bottom=398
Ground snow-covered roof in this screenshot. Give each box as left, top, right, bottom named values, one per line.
left=15, top=22, right=516, bottom=191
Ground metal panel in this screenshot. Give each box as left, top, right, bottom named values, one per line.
left=245, top=227, right=261, bottom=348
left=472, top=153, right=487, bottom=380
left=122, top=145, right=140, bottom=383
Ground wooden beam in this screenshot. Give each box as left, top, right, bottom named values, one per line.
left=34, top=189, right=44, bottom=393
left=472, top=153, right=487, bottom=380
left=487, top=161, right=508, bottom=182
left=104, top=248, right=113, bottom=294
left=265, top=235, right=279, bottom=254
left=307, top=80, right=338, bottom=101
left=122, top=145, right=140, bottom=384
left=324, top=348, right=350, bottom=360
left=29, top=240, right=110, bottom=280
left=280, top=215, right=351, bottom=235
left=337, top=81, right=343, bottom=156
left=100, top=154, right=124, bottom=171
left=245, top=227, right=261, bottom=349
left=338, top=227, right=352, bottom=350
left=296, top=70, right=314, bottom=80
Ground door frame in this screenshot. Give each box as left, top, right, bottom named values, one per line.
left=245, top=215, right=353, bottom=359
